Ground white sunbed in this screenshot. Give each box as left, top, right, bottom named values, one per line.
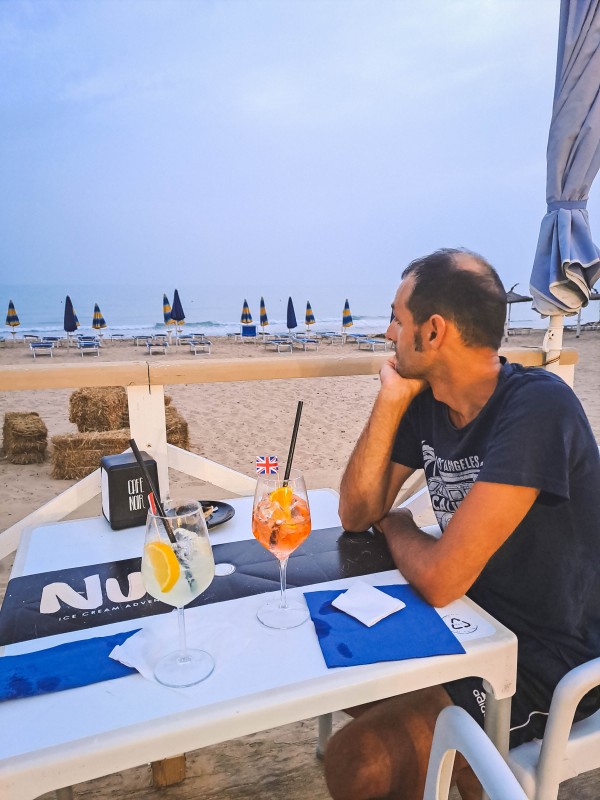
left=292, top=335, right=319, bottom=351
left=77, top=340, right=100, bottom=357
left=357, top=338, right=389, bottom=351
left=30, top=342, right=54, bottom=359
left=188, top=339, right=211, bottom=355
left=264, top=338, right=293, bottom=353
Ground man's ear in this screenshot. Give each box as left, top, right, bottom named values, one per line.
left=426, top=315, right=446, bottom=348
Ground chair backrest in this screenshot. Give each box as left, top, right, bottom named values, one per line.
left=241, top=325, right=257, bottom=338
left=507, top=656, right=600, bottom=800
left=424, top=707, right=528, bottom=800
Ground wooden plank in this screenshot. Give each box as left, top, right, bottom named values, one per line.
left=148, top=354, right=391, bottom=385
left=151, top=755, right=186, bottom=787
left=0, top=361, right=149, bottom=391
left=0, top=349, right=579, bottom=393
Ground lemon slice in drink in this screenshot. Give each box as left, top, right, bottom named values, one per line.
left=146, top=541, right=181, bottom=592
left=269, top=485, right=293, bottom=508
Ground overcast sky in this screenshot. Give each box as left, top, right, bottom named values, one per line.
left=1, top=0, right=576, bottom=293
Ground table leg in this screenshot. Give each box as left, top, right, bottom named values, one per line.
left=55, top=788, right=73, bottom=800
left=316, top=713, right=333, bottom=759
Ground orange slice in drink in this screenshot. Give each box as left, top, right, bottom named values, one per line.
left=269, top=485, right=293, bottom=508
left=145, top=541, right=180, bottom=592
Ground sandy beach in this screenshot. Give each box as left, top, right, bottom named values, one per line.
left=1, top=329, right=599, bottom=800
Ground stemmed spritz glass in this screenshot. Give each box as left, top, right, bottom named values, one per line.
left=251, top=468, right=312, bottom=629
left=141, top=499, right=215, bottom=687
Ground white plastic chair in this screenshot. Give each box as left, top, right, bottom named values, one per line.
left=508, top=656, right=600, bottom=799
left=424, top=706, right=528, bottom=800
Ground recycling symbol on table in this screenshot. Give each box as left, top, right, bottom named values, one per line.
left=442, top=614, right=478, bottom=636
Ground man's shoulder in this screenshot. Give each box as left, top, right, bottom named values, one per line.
left=499, top=362, right=578, bottom=406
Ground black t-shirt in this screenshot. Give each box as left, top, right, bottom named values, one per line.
left=391, top=360, right=600, bottom=690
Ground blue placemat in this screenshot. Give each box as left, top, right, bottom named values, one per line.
left=304, top=584, right=465, bottom=667
left=0, top=629, right=140, bottom=702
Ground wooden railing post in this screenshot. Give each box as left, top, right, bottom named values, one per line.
left=126, top=385, right=170, bottom=500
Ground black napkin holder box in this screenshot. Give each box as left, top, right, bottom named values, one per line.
left=100, top=451, right=159, bottom=530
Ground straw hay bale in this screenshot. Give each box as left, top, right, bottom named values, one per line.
left=3, top=411, right=48, bottom=464
left=165, top=405, right=189, bottom=450
left=69, top=387, right=173, bottom=432
left=51, top=430, right=131, bottom=480
left=69, top=387, right=127, bottom=432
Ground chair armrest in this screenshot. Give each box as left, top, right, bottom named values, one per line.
left=424, top=707, right=527, bottom=800
left=536, top=656, right=600, bottom=797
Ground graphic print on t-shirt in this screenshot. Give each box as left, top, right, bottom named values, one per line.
left=422, top=442, right=482, bottom=530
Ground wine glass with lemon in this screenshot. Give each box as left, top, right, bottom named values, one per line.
left=141, top=499, right=215, bottom=687
left=251, top=469, right=312, bottom=629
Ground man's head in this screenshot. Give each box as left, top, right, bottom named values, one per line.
left=388, top=248, right=507, bottom=377
left=402, top=248, right=506, bottom=347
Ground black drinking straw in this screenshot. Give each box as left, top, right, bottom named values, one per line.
left=129, top=438, right=176, bottom=543
left=283, top=400, right=303, bottom=485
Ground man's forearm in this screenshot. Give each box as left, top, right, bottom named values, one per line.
left=339, top=385, right=413, bottom=531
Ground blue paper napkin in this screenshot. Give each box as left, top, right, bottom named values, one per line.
left=304, top=584, right=465, bottom=668
left=0, top=629, right=140, bottom=702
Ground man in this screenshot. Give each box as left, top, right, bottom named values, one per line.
left=324, top=248, right=600, bottom=800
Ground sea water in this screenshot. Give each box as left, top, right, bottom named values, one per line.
left=0, top=280, right=400, bottom=339
left=2, top=278, right=596, bottom=340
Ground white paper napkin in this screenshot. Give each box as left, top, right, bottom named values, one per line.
left=331, top=581, right=406, bottom=627
left=109, top=609, right=248, bottom=696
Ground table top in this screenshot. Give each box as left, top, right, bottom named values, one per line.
left=0, top=490, right=518, bottom=800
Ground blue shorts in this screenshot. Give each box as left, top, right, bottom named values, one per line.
left=443, top=673, right=600, bottom=748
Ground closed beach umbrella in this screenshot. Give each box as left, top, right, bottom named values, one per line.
left=342, top=298, right=353, bottom=328
left=5, top=300, right=19, bottom=342
left=286, top=297, right=297, bottom=332
left=259, top=296, right=269, bottom=328
left=170, top=289, right=185, bottom=342
left=305, top=301, right=316, bottom=330
left=171, top=289, right=185, bottom=325
left=504, top=284, right=532, bottom=340
left=163, top=294, right=175, bottom=326
left=92, top=303, right=107, bottom=330
left=240, top=299, right=253, bottom=325
left=529, top=0, right=600, bottom=366
left=64, top=295, right=79, bottom=346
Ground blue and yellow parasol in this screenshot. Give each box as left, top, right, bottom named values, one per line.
left=92, top=303, right=107, bottom=330
left=305, top=301, right=315, bottom=330
left=259, top=296, right=268, bottom=328
left=342, top=298, right=353, bottom=329
left=163, top=294, right=175, bottom=326
left=240, top=299, right=253, bottom=325
left=5, top=300, right=20, bottom=341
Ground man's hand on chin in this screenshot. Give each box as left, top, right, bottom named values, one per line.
left=380, top=358, right=429, bottom=399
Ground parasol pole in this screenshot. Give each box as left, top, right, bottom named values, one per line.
left=542, top=314, right=564, bottom=376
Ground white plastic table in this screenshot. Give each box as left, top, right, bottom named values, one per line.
left=0, top=490, right=517, bottom=800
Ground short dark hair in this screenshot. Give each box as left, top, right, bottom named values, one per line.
left=401, top=248, right=506, bottom=350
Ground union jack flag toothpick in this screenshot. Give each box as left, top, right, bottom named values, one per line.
left=256, top=455, right=279, bottom=474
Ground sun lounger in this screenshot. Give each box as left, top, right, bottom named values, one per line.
left=264, top=338, right=293, bottom=353
left=317, top=331, right=345, bottom=344
left=77, top=340, right=100, bottom=357
left=146, top=340, right=168, bottom=355
left=292, top=335, right=319, bottom=351
left=42, top=336, right=63, bottom=347
left=30, top=342, right=54, bottom=358
left=345, top=332, right=370, bottom=343
left=189, top=339, right=211, bottom=355
left=357, top=338, right=390, bottom=351
left=134, top=335, right=152, bottom=346
left=24, top=335, right=41, bottom=344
